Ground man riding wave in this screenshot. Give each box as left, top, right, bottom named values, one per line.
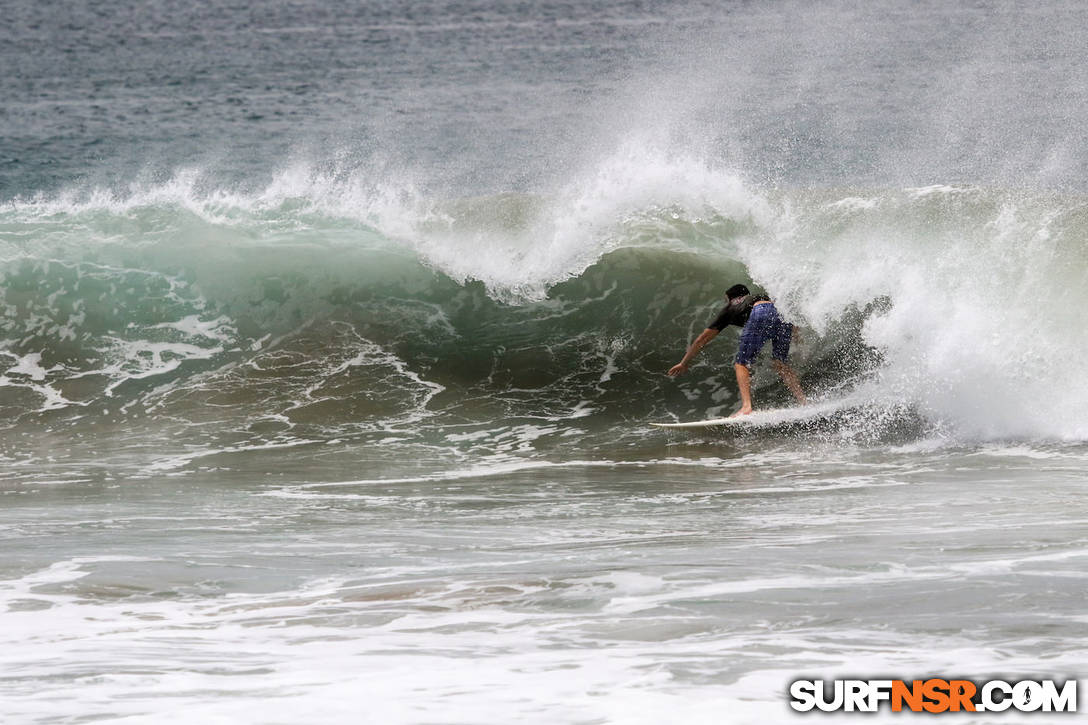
left=667, top=284, right=806, bottom=417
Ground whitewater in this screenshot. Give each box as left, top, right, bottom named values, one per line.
left=2, top=0, right=1086, bottom=723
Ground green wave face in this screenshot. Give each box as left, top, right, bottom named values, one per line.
left=2, top=176, right=1087, bottom=453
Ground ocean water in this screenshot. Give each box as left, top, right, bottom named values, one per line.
left=2, top=0, right=1087, bottom=722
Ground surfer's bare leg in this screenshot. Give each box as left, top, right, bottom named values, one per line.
left=771, top=360, right=807, bottom=405
left=732, top=363, right=754, bottom=416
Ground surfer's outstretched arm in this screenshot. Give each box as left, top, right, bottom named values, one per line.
left=667, top=328, right=718, bottom=376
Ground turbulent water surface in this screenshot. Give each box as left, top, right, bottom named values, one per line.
left=2, top=1, right=1087, bottom=722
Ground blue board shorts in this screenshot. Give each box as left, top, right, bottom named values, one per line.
left=735, top=302, right=792, bottom=367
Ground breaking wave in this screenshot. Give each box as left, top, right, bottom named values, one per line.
left=2, top=147, right=1087, bottom=453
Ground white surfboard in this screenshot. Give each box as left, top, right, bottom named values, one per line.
left=651, top=400, right=849, bottom=429
left=651, top=410, right=790, bottom=429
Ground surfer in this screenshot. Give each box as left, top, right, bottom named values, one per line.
left=667, top=284, right=806, bottom=416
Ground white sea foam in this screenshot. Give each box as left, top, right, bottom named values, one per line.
left=3, top=533, right=1085, bottom=724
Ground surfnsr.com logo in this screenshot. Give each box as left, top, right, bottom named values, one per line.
left=789, top=679, right=1078, bottom=713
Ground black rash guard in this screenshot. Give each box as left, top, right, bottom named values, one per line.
left=707, top=294, right=770, bottom=331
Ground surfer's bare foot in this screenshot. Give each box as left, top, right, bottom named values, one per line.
left=730, top=405, right=753, bottom=418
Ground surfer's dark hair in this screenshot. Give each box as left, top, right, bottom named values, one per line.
left=725, top=284, right=750, bottom=299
